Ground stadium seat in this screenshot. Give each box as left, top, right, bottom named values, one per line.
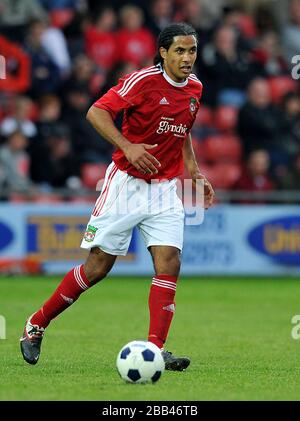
left=81, top=163, right=108, bottom=189
left=49, top=9, right=74, bottom=28
left=268, top=76, right=298, bottom=104
left=198, top=162, right=242, bottom=189
left=9, top=193, right=28, bottom=203
left=191, top=136, right=206, bottom=163
left=214, top=105, right=238, bottom=133
left=33, top=194, right=62, bottom=203
left=69, top=195, right=97, bottom=204
left=194, top=105, right=214, bottom=127
left=202, top=135, right=242, bottom=163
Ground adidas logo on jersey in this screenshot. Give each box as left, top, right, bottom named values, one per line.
left=159, top=97, right=169, bottom=105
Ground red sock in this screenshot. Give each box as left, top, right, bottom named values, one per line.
left=148, top=274, right=177, bottom=349
left=30, top=265, right=90, bottom=329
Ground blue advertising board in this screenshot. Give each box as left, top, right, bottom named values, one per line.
left=181, top=205, right=300, bottom=275
left=0, top=204, right=300, bottom=275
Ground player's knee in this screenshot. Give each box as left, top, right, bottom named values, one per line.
left=84, top=264, right=111, bottom=284
left=83, top=248, right=116, bottom=284
left=83, top=258, right=115, bottom=284
left=156, top=254, right=181, bottom=277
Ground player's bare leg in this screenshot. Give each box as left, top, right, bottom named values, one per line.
left=148, top=245, right=190, bottom=371
left=20, top=248, right=116, bottom=365
left=83, top=247, right=117, bottom=284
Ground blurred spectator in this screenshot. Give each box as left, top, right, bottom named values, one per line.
left=0, top=95, right=37, bottom=139
left=222, top=5, right=257, bottom=41
left=62, top=54, right=102, bottom=98
left=176, top=0, right=228, bottom=30
left=99, top=61, right=136, bottom=96
left=233, top=149, right=275, bottom=202
left=147, top=0, right=174, bottom=36
left=278, top=92, right=300, bottom=158
left=39, top=0, right=81, bottom=11
left=34, top=94, right=62, bottom=141
left=30, top=123, right=80, bottom=188
left=60, top=6, right=88, bottom=58
left=271, top=91, right=300, bottom=180
left=281, top=0, right=300, bottom=63
left=39, top=19, right=72, bottom=77
left=237, top=77, right=279, bottom=156
left=277, top=152, right=300, bottom=191
left=0, top=0, right=47, bottom=42
left=116, top=5, right=156, bottom=67
left=174, top=0, right=213, bottom=46
left=62, top=86, right=113, bottom=163
left=198, top=25, right=257, bottom=106
left=0, top=130, right=32, bottom=193
left=252, top=31, right=289, bottom=77
left=253, top=2, right=278, bottom=34
left=23, top=19, right=61, bottom=97
left=84, top=7, right=118, bottom=71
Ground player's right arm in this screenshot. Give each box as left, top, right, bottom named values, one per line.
left=86, top=107, right=160, bottom=175
left=86, top=70, right=161, bottom=175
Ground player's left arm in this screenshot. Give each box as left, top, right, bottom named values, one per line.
left=183, top=133, right=215, bottom=209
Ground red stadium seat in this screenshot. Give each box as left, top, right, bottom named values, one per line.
left=9, top=193, right=28, bottom=203
left=212, top=162, right=242, bottom=189
left=202, top=135, right=242, bottom=163
left=191, top=136, right=206, bottom=162
left=33, top=194, right=62, bottom=203
left=214, top=105, right=238, bottom=133
left=69, top=195, right=97, bottom=204
left=199, top=163, right=242, bottom=189
left=81, top=163, right=108, bottom=189
left=268, top=76, right=298, bottom=104
left=194, top=105, right=214, bottom=127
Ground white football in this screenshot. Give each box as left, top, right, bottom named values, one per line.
left=116, top=340, right=165, bottom=384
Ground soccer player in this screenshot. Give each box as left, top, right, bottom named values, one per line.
left=20, top=22, right=214, bottom=371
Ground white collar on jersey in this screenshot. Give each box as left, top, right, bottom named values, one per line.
left=162, top=68, right=188, bottom=87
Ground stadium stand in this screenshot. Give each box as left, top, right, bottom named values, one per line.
left=0, top=0, right=299, bottom=201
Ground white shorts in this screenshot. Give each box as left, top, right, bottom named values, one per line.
left=80, top=162, right=184, bottom=256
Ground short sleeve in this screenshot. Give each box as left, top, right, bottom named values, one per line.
left=93, top=66, right=161, bottom=119
left=93, top=74, right=143, bottom=119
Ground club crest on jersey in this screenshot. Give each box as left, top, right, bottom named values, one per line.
left=189, top=97, right=197, bottom=113
left=84, top=225, right=98, bottom=242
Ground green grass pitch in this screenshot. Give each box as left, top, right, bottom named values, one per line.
left=1, top=275, right=300, bottom=401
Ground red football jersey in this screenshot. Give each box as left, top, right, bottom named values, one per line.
left=85, top=27, right=118, bottom=70
left=93, top=64, right=203, bottom=180
left=115, top=28, right=156, bottom=67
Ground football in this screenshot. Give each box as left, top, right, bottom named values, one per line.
left=116, top=340, right=165, bottom=384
